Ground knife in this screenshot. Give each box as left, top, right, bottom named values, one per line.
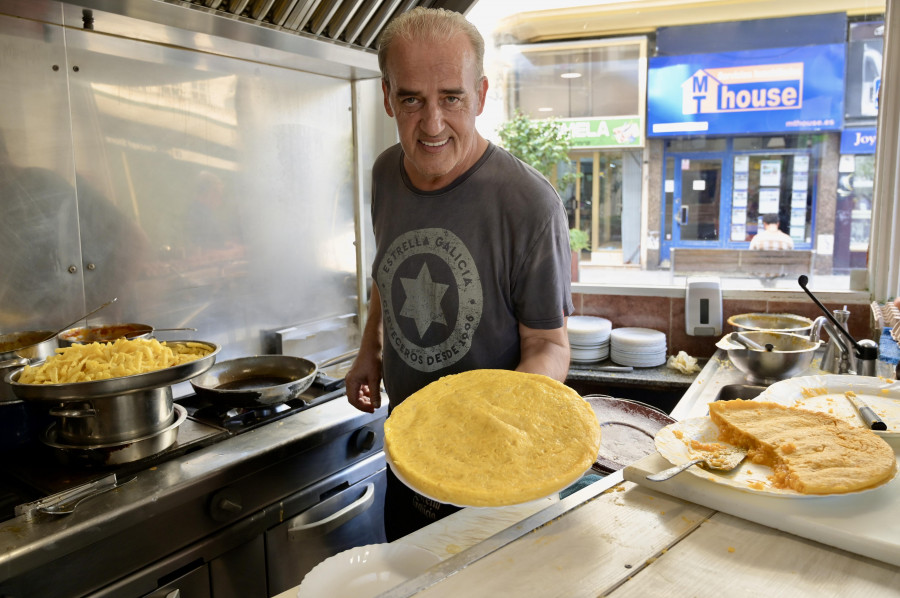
left=844, top=392, right=888, bottom=431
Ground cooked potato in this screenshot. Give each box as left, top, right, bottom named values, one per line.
left=18, top=337, right=211, bottom=384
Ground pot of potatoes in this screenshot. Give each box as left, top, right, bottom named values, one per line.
left=8, top=336, right=217, bottom=448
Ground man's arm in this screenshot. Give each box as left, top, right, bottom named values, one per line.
left=345, top=283, right=384, bottom=413
left=516, top=319, right=570, bottom=383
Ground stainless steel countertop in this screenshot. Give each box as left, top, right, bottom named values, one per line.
left=670, top=348, right=826, bottom=420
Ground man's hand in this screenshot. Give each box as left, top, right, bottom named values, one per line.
left=346, top=283, right=385, bottom=413
left=345, top=351, right=383, bottom=413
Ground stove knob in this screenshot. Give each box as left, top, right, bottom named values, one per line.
left=209, top=488, right=243, bottom=522
left=351, top=426, right=377, bottom=453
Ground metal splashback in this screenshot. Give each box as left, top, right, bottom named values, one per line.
left=0, top=2, right=396, bottom=372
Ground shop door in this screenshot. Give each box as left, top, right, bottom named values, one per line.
left=672, top=156, right=723, bottom=244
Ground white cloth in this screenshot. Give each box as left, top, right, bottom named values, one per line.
left=749, top=228, right=794, bottom=250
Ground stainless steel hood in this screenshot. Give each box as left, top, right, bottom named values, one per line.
left=179, top=0, right=480, bottom=51
left=45, top=0, right=480, bottom=80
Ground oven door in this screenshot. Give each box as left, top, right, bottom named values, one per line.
left=265, top=458, right=387, bottom=594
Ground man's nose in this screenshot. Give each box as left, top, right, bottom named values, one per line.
left=420, top=102, right=444, bottom=136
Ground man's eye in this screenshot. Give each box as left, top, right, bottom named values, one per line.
left=446, top=96, right=460, bottom=104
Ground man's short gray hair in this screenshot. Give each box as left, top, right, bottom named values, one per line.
left=377, top=7, right=485, bottom=87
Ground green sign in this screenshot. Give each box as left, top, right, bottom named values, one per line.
left=560, top=116, right=643, bottom=148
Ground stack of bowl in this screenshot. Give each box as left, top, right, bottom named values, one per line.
left=610, top=327, right=667, bottom=367
left=567, top=316, right=612, bottom=364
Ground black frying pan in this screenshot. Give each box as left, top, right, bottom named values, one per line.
left=189, top=351, right=355, bottom=408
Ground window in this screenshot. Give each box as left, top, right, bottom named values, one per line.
left=500, top=38, right=647, bottom=269
left=474, top=1, right=898, bottom=299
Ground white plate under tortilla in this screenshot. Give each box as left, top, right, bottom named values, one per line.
left=384, top=445, right=590, bottom=508
left=297, top=543, right=440, bottom=598
left=753, top=374, right=900, bottom=438
left=654, top=417, right=898, bottom=498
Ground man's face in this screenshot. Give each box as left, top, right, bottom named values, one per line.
left=382, top=33, right=488, bottom=191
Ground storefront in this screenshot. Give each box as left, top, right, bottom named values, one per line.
left=496, top=7, right=886, bottom=279
left=646, top=17, right=847, bottom=264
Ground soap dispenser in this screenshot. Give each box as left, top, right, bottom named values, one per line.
left=685, top=276, right=723, bottom=336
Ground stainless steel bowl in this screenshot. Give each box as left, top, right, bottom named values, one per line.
left=717, top=331, right=820, bottom=383
left=727, top=313, right=815, bottom=335
left=0, top=330, right=58, bottom=405
left=57, top=323, right=153, bottom=347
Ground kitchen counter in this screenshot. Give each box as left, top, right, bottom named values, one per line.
left=279, top=351, right=900, bottom=597
left=567, top=359, right=700, bottom=391
left=566, top=358, right=702, bottom=414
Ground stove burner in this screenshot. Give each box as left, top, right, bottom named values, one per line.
left=193, top=402, right=296, bottom=430
left=225, top=403, right=290, bottom=419
left=178, top=373, right=347, bottom=433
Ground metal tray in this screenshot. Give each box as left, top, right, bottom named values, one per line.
left=585, top=395, right=675, bottom=473
left=6, top=341, right=220, bottom=401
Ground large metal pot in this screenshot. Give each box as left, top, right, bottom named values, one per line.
left=43, top=404, right=188, bottom=466
left=47, top=386, right=174, bottom=445
left=7, top=340, right=219, bottom=447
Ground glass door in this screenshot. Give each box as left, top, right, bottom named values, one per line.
left=674, top=156, right=722, bottom=243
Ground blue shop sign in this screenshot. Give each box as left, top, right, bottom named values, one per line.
left=840, top=128, right=877, bottom=154
left=648, top=45, right=845, bottom=136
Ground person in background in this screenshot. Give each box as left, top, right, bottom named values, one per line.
left=749, top=213, right=794, bottom=250
left=344, top=7, right=573, bottom=541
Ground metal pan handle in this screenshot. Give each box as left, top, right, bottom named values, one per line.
left=0, top=357, right=28, bottom=369
left=317, top=349, right=359, bottom=369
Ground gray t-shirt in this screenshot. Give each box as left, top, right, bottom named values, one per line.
left=371, top=142, right=574, bottom=405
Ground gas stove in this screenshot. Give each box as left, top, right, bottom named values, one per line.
left=0, top=372, right=348, bottom=521
left=179, top=372, right=347, bottom=433
left=0, top=381, right=387, bottom=598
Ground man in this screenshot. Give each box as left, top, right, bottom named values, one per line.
left=749, top=213, right=794, bottom=250
left=344, top=7, right=573, bottom=540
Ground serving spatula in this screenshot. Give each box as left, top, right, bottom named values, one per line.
left=646, top=445, right=747, bottom=482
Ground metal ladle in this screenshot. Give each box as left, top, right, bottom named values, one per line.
left=731, top=332, right=774, bottom=352
left=41, top=297, right=118, bottom=343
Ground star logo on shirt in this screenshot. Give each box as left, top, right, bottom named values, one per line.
left=400, top=263, right=448, bottom=338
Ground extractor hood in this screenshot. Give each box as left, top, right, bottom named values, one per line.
left=48, top=0, right=480, bottom=80
left=178, top=0, right=480, bottom=51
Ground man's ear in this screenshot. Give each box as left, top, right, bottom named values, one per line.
left=476, top=76, right=488, bottom=116
left=382, top=80, right=395, bottom=118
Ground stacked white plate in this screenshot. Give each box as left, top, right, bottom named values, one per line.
left=610, top=327, right=667, bottom=367
left=567, top=316, right=612, bottom=363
